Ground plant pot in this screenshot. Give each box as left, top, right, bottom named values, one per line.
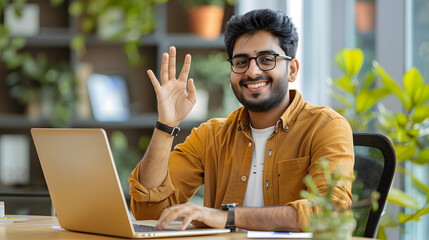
left=355, top=1, right=375, bottom=33
left=187, top=5, right=224, bottom=40
left=26, top=89, right=54, bottom=121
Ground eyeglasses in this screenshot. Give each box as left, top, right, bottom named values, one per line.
left=227, top=53, right=292, bottom=74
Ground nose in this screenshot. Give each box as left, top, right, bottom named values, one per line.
left=246, top=58, right=263, bottom=78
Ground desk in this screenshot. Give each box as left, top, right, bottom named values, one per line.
left=2, top=215, right=371, bottom=240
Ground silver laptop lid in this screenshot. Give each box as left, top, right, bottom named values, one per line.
left=32, top=128, right=135, bottom=238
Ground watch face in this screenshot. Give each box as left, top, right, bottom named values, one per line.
left=221, top=203, right=238, bottom=209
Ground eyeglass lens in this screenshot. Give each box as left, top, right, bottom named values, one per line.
left=231, top=54, right=278, bottom=73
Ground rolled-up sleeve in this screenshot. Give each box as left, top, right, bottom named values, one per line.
left=128, top=126, right=206, bottom=220
left=128, top=164, right=176, bottom=220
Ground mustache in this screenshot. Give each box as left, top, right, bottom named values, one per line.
left=239, top=75, right=272, bottom=86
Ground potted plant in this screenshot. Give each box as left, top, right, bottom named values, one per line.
left=6, top=54, right=77, bottom=127
left=331, top=48, right=429, bottom=239
left=178, top=0, right=236, bottom=40
left=300, top=160, right=357, bottom=240
left=0, top=3, right=76, bottom=127
left=52, top=0, right=167, bottom=66
left=355, top=0, right=375, bottom=33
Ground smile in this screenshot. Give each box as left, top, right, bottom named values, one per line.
left=245, top=81, right=268, bottom=89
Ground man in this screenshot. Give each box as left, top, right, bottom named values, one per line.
left=129, top=9, right=354, bottom=232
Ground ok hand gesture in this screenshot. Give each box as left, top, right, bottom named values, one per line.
left=147, top=46, right=197, bottom=127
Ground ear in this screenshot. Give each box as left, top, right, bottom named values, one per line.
left=288, top=58, right=299, bottom=83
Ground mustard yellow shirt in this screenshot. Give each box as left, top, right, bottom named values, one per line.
left=129, top=90, right=354, bottom=230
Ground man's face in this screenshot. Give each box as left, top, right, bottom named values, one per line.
left=230, top=30, right=292, bottom=112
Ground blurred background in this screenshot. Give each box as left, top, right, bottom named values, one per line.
left=0, top=0, right=428, bottom=239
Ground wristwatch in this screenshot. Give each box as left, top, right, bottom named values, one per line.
left=221, top=203, right=237, bottom=231
left=155, top=121, right=180, bottom=136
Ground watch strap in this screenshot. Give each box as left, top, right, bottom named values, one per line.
left=221, top=203, right=237, bottom=230
left=155, top=121, right=180, bottom=136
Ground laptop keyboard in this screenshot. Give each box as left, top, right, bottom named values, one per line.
left=133, top=224, right=178, bottom=232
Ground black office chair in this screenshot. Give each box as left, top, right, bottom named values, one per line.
left=352, top=132, right=396, bottom=238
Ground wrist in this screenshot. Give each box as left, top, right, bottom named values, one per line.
left=221, top=203, right=237, bottom=231
left=157, top=119, right=180, bottom=128
left=155, top=121, right=181, bottom=136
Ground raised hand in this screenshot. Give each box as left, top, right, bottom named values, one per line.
left=147, top=46, right=197, bottom=127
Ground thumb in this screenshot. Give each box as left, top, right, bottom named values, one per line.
left=187, top=78, right=197, bottom=105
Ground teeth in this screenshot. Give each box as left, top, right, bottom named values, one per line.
left=247, top=82, right=267, bottom=89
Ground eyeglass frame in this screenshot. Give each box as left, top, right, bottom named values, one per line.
left=227, top=53, right=292, bottom=74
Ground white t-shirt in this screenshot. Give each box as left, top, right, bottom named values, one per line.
left=243, top=125, right=275, bottom=207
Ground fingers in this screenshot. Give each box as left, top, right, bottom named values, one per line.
left=160, top=53, right=169, bottom=85
left=180, top=215, right=194, bottom=231
left=168, top=46, right=176, bottom=80
left=187, top=78, right=197, bottom=105
left=179, top=54, right=192, bottom=82
left=157, top=204, right=199, bottom=231
left=147, top=70, right=160, bottom=92
left=156, top=47, right=191, bottom=88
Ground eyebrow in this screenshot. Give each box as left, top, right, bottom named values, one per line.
left=232, top=50, right=279, bottom=58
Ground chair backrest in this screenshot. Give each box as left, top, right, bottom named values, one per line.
left=352, top=132, right=396, bottom=238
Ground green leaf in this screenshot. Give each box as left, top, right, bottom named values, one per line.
left=376, top=227, right=387, bottom=240
left=398, top=205, right=429, bottom=224
left=415, top=84, right=429, bottom=106
left=332, top=75, right=355, bottom=94
left=69, top=0, right=84, bottom=16
left=335, top=48, right=363, bottom=76
left=403, top=68, right=424, bottom=107
left=361, top=69, right=377, bottom=91
left=387, top=187, right=419, bottom=210
left=396, top=165, right=429, bottom=196
left=70, top=34, right=85, bottom=55
left=10, top=37, right=26, bottom=50
left=412, top=105, right=429, bottom=123
left=81, top=17, right=95, bottom=33
left=123, top=41, right=142, bottom=67
left=394, top=144, right=417, bottom=162
left=356, top=88, right=391, bottom=113
left=398, top=213, right=419, bottom=223
left=373, top=61, right=411, bottom=111
left=415, top=149, right=429, bottom=165
left=395, top=112, right=409, bottom=127
left=111, top=131, right=128, bottom=150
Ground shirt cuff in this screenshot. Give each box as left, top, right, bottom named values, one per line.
left=128, top=163, right=175, bottom=204
left=287, top=199, right=312, bottom=231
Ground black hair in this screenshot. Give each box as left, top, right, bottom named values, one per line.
left=224, top=9, right=299, bottom=59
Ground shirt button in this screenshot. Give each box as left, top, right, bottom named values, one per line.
left=241, top=176, right=247, bottom=182
left=248, top=142, right=252, bottom=147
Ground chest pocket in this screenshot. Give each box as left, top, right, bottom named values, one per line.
left=277, top=156, right=310, bottom=205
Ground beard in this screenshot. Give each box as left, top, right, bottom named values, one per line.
left=231, top=74, right=289, bottom=112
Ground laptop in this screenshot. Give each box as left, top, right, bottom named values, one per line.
left=31, top=128, right=230, bottom=238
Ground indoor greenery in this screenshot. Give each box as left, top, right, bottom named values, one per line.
left=51, top=0, right=167, bottom=66
left=6, top=55, right=76, bottom=127
left=177, top=0, right=236, bottom=8
left=188, top=51, right=240, bottom=117
left=110, top=131, right=150, bottom=192
left=331, top=48, right=429, bottom=239
left=300, top=159, right=357, bottom=240
left=0, top=0, right=77, bottom=127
